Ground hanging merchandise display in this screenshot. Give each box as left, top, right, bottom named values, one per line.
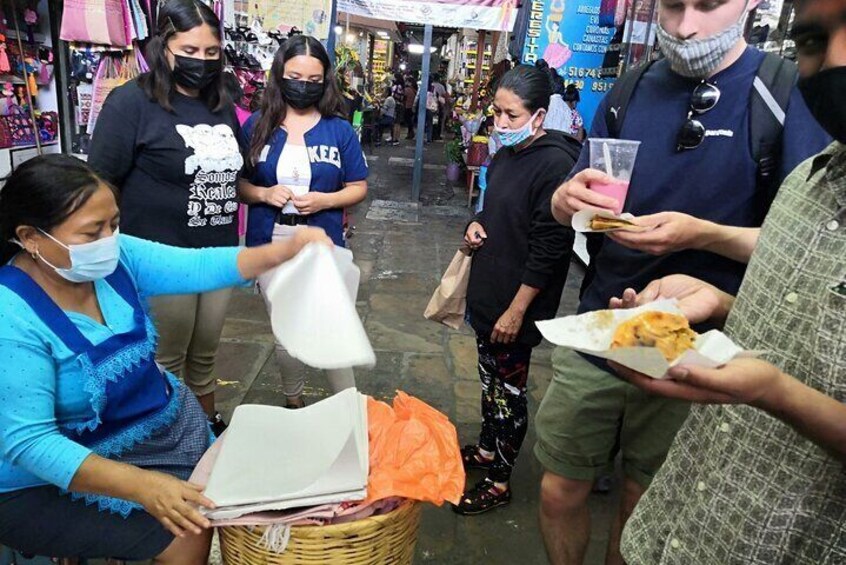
left=57, top=0, right=185, bottom=154
left=1, top=103, right=36, bottom=146
left=59, top=0, right=132, bottom=47
left=0, top=0, right=62, bottom=176
left=87, top=48, right=147, bottom=134
left=223, top=23, right=293, bottom=116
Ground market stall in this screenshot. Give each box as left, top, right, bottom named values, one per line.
left=337, top=0, right=518, bottom=200
left=0, top=0, right=61, bottom=177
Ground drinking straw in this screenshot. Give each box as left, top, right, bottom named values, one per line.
left=602, top=142, right=614, bottom=178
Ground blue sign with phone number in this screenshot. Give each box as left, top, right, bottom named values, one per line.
left=520, top=0, right=617, bottom=130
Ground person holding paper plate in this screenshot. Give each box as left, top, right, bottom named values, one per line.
left=456, top=65, right=581, bottom=515
left=539, top=0, right=831, bottom=560
left=611, top=4, right=846, bottom=560
left=0, top=155, right=331, bottom=563
left=238, top=35, right=368, bottom=410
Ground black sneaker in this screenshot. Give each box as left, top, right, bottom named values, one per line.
left=210, top=411, right=228, bottom=437
left=460, top=444, right=494, bottom=471
left=452, top=479, right=511, bottom=515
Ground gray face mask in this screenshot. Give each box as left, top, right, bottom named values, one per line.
left=656, top=10, right=748, bottom=78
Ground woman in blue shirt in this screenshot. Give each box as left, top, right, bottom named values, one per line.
left=239, top=35, right=368, bottom=409
left=0, top=155, right=330, bottom=563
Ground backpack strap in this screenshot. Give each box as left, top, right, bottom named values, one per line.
left=604, top=60, right=655, bottom=138
left=749, top=52, right=798, bottom=205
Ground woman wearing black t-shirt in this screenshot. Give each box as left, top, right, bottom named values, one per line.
left=88, top=0, right=241, bottom=432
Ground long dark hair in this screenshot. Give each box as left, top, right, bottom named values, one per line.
left=0, top=155, right=112, bottom=264
left=497, top=65, right=552, bottom=113
left=138, top=0, right=229, bottom=112
left=248, top=35, right=346, bottom=166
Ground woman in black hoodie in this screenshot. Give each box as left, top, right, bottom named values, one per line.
left=455, top=65, right=581, bottom=515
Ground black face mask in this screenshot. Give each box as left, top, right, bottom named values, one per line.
left=171, top=53, right=221, bottom=91
left=798, top=66, right=846, bottom=144
left=281, top=78, right=324, bottom=109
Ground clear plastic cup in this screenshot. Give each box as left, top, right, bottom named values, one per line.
left=589, top=138, right=641, bottom=215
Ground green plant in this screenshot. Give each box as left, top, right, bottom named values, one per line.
left=445, top=139, right=464, bottom=165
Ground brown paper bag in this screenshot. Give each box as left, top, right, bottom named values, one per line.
left=424, top=246, right=473, bottom=329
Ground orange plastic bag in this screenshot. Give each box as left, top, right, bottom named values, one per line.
left=366, top=392, right=465, bottom=506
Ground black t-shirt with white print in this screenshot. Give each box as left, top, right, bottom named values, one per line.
left=88, top=78, right=243, bottom=248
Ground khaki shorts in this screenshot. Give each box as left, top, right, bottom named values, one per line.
left=534, top=347, right=691, bottom=488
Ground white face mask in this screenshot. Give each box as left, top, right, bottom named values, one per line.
left=656, top=8, right=749, bottom=78
left=495, top=109, right=543, bottom=147
left=36, top=229, right=121, bottom=283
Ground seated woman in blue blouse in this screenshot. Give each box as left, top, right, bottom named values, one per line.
left=0, top=155, right=331, bottom=563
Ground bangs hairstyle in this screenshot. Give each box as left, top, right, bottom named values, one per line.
left=0, top=155, right=116, bottom=264
left=248, top=35, right=346, bottom=166
left=139, top=0, right=229, bottom=113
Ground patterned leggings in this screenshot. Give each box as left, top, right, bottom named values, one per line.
left=476, top=336, right=533, bottom=483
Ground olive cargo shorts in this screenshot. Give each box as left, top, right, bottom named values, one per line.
left=534, top=347, right=691, bottom=487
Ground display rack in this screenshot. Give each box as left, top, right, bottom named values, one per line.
left=461, top=39, right=493, bottom=85
left=371, top=38, right=390, bottom=77
left=0, top=0, right=61, bottom=177
left=461, top=39, right=491, bottom=86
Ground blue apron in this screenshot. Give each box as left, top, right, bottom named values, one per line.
left=0, top=262, right=185, bottom=515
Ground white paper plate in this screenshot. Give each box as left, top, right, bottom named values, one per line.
left=536, top=299, right=760, bottom=379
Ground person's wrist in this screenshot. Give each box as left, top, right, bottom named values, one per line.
left=752, top=367, right=791, bottom=413
left=126, top=468, right=152, bottom=504
left=509, top=303, right=528, bottom=316
left=696, top=219, right=721, bottom=252
left=269, top=239, right=295, bottom=265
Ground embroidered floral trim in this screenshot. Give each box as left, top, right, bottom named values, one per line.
left=61, top=317, right=159, bottom=435
left=88, top=372, right=182, bottom=457
left=67, top=491, right=142, bottom=518
left=62, top=375, right=185, bottom=517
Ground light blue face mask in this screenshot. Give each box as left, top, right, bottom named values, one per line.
left=495, top=109, right=543, bottom=147
left=37, top=229, right=121, bottom=283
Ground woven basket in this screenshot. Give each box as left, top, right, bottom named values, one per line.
left=220, top=501, right=422, bottom=564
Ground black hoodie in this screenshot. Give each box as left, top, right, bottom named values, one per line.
left=467, top=131, right=581, bottom=347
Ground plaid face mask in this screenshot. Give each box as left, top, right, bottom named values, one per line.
left=656, top=12, right=748, bottom=79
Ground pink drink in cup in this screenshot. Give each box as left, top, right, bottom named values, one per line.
left=589, top=181, right=629, bottom=215
left=588, top=139, right=641, bottom=215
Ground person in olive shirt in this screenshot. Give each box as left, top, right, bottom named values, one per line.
left=88, top=0, right=241, bottom=433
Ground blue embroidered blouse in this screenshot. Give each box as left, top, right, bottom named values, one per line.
left=0, top=235, right=245, bottom=494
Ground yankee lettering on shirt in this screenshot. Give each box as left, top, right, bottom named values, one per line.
left=176, top=123, right=244, bottom=229
left=308, top=144, right=342, bottom=168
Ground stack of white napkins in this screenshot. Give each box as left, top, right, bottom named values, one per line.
left=202, top=388, right=369, bottom=520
